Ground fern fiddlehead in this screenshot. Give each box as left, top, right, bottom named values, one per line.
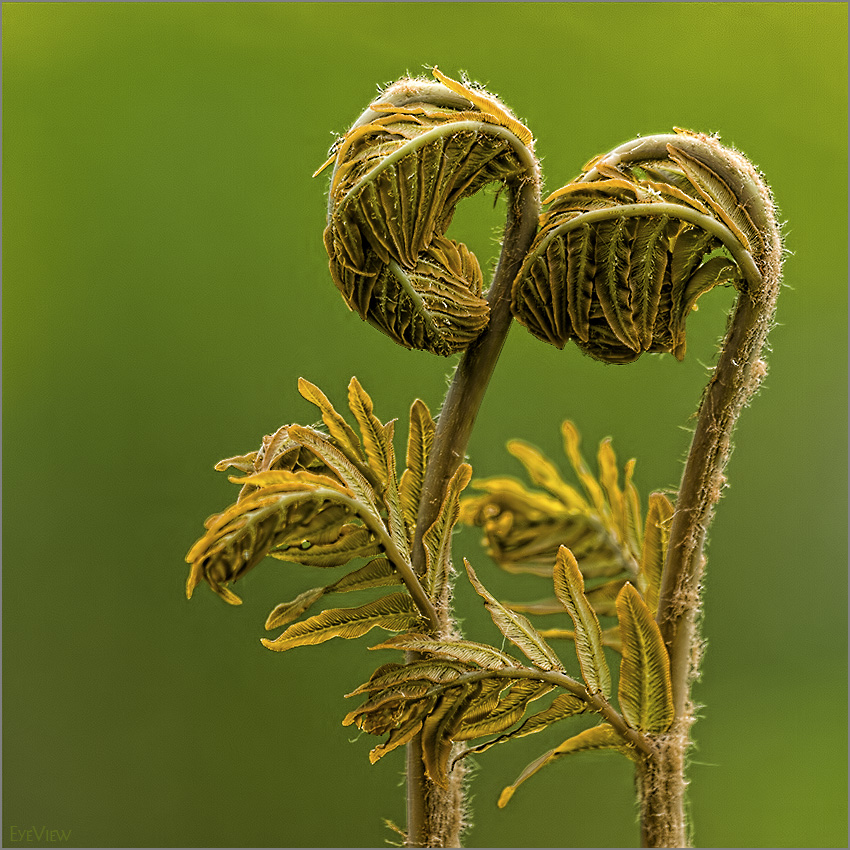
left=512, top=129, right=770, bottom=364
left=320, top=68, right=538, bottom=356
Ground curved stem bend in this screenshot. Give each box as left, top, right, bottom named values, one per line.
left=642, top=165, right=782, bottom=848
left=404, top=169, right=541, bottom=848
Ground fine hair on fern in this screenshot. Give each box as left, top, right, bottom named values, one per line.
left=184, top=67, right=781, bottom=848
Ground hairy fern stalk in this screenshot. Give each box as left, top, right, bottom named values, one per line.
left=184, top=68, right=781, bottom=848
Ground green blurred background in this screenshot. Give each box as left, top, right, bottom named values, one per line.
left=4, top=3, right=847, bottom=847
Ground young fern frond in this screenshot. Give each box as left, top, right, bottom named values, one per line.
left=460, top=422, right=644, bottom=586
left=185, top=67, right=781, bottom=849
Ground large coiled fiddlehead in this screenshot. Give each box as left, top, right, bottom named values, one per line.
left=319, top=68, right=538, bottom=356
left=316, top=69, right=543, bottom=849
left=512, top=129, right=776, bottom=364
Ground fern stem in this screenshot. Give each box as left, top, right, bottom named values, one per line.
left=635, top=741, right=688, bottom=848
left=405, top=165, right=541, bottom=848
left=646, top=170, right=782, bottom=846
left=658, top=280, right=779, bottom=709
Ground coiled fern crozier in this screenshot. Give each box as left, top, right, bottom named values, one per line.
left=184, top=68, right=781, bottom=848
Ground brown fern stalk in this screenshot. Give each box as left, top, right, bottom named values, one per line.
left=318, top=68, right=542, bottom=847
left=620, top=139, right=783, bottom=848
left=404, top=144, right=541, bottom=849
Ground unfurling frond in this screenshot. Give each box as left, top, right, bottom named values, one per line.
left=344, top=565, right=660, bottom=796
left=319, top=68, right=537, bottom=355
left=512, top=129, right=775, bottom=363
left=343, top=659, right=474, bottom=776
left=461, top=421, right=645, bottom=585
left=184, top=378, right=422, bottom=633
left=345, top=564, right=660, bottom=795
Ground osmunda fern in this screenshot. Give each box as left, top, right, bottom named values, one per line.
left=184, top=67, right=781, bottom=848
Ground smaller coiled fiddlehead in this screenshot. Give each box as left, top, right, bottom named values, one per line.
left=511, top=129, right=774, bottom=363
left=319, top=69, right=537, bottom=356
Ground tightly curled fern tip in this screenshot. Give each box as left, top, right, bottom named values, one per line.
left=318, top=68, right=538, bottom=356
left=511, top=129, right=777, bottom=363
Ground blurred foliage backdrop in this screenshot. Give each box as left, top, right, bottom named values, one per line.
left=4, top=3, right=847, bottom=848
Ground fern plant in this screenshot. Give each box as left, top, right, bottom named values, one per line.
left=184, top=68, right=781, bottom=848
